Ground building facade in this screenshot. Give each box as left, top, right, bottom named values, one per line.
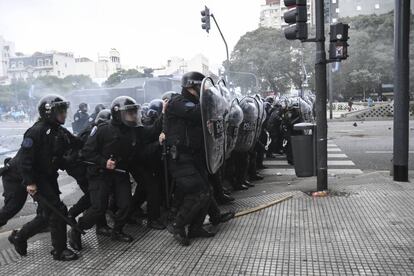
left=0, top=36, right=15, bottom=83
left=260, top=0, right=315, bottom=29
left=8, top=51, right=76, bottom=81
left=154, top=54, right=210, bottom=77
left=75, top=49, right=121, bottom=84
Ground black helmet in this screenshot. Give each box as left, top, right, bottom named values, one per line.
left=181, top=71, right=205, bottom=89
left=95, top=109, right=111, bottom=125
left=265, top=96, right=275, bottom=104
left=94, top=104, right=105, bottom=114
left=161, top=91, right=179, bottom=101
left=110, top=96, right=141, bottom=127
left=37, top=94, right=70, bottom=125
left=147, top=99, right=163, bottom=119
left=79, top=102, right=88, bottom=112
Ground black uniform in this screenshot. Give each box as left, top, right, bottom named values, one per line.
left=71, top=108, right=162, bottom=247
left=72, top=110, right=89, bottom=134
left=165, top=89, right=211, bottom=243
left=0, top=158, right=27, bottom=227
left=9, top=119, right=82, bottom=258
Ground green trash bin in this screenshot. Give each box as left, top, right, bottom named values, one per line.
left=291, top=123, right=316, bottom=177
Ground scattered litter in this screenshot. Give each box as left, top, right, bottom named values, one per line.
left=353, top=122, right=358, bottom=127
left=276, top=172, right=282, bottom=176
left=312, top=191, right=328, bottom=197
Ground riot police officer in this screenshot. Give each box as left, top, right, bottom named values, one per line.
left=66, top=109, right=112, bottom=236
left=72, top=102, right=89, bottom=134
left=8, top=94, right=80, bottom=261
left=0, top=157, right=27, bottom=228
left=86, top=103, right=106, bottom=126
left=164, top=71, right=214, bottom=246
left=69, top=96, right=163, bottom=251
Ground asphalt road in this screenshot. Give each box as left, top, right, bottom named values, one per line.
left=328, top=120, right=414, bottom=171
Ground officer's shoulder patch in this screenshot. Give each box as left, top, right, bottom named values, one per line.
left=22, top=137, right=34, bottom=148
left=184, top=101, right=196, bottom=108
left=90, top=126, right=98, bottom=136
left=89, top=117, right=93, bottom=122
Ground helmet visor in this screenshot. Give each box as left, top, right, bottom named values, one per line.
left=120, top=104, right=142, bottom=127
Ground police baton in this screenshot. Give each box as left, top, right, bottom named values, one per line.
left=82, top=161, right=128, bottom=174
left=161, top=142, right=170, bottom=209
left=30, top=192, right=86, bottom=235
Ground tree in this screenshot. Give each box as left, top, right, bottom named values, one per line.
left=104, top=69, right=146, bottom=87
left=228, top=27, right=308, bottom=95
left=332, top=11, right=414, bottom=100
left=349, top=69, right=380, bottom=100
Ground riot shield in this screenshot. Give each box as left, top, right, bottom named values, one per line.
left=252, top=95, right=265, bottom=143
left=200, top=77, right=226, bottom=174
left=224, top=98, right=244, bottom=159
left=234, top=96, right=259, bottom=152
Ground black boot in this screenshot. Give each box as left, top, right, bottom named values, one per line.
left=8, top=230, right=27, bottom=256
left=147, top=219, right=166, bottom=230
left=96, top=225, right=112, bottom=237
left=51, top=249, right=78, bottom=261
left=220, top=211, right=235, bottom=223
left=249, top=174, right=264, bottom=181
left=216, top=193, right=235, bottom=205
left=68, top=228, right=82, bottom=251
left=188, top=227, right=215, bottom=238
left=233, top=184, right=248, bottom=191
left=111, top=230, right=133, bottom=242
left=167, top=223, right=190, bottom=246
left=244, top=180, right=255, bottom=187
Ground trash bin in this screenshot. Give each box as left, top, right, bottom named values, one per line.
left=291, top=123, right=316, bottom=177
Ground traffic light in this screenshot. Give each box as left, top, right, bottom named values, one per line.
left=201, top=6, right=210, bottom=33
left=283, top=0, right=308, bottom=40
left=329, top=23, right=349, bottom=60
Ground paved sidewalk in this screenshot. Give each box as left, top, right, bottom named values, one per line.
left=0, top=172, right=414, bottom=275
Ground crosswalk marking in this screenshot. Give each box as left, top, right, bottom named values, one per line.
left=264, top=159, right=355, bottom=166
left=261, top=168, right=364, bottom=176
left=328, top=153, right=348, bottom=158
left=263, top=141, right=362, bottom=176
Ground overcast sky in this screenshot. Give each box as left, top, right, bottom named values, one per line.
left=0, top=0, right=262, bottom=69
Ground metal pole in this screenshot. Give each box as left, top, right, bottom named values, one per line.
left=315, top=0, right=328, bottom=191
left=393, top=0, right=410, bottom=182
left=328, top=1, right=333, bottom=120
left=328, top=64, right=334, bottom=119
left=210, top=14, right=229, bottom=81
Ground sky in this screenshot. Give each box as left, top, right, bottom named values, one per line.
left=0, top=0, right=262, bottom=70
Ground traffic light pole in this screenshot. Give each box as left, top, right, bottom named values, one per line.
left=315, top=0, right=328, bottom=191
left=210, top=14, right=229, bottom=68
left=393, top=0, right=411, bottom=182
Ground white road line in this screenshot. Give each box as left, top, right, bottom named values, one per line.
left=365, top=151, right=414, bottom=154
left=263, top=160, right=289, bottom=166
left=261, top=168, right=363, bottom=176
left=328, top=153, right=348, bottom=158
left=261, top=169, right=297, bottom=176
left=328, top=160, right=355, bottom=166
left=327, top=144, right=337, bottom=147
left=329, top=169, right=363, bottom=174
left=327, top=148, right=342, bottom=152
left=264, top=160, right=355, bottom=166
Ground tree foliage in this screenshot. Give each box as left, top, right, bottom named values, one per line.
left=103, top=69, right=146, bottom=87
left=229, top=12, right=414, bottom=99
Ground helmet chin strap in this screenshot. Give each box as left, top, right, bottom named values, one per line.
left=187, top=88, right=200, bottom=100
